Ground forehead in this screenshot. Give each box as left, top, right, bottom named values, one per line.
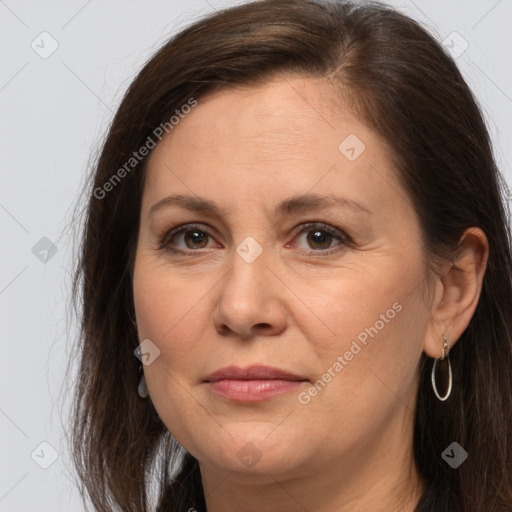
left=145, top=76, right=392, bottom=184
left=140, top=75, right=409, bottom=232
left=192, top=78, right=360, bottom=149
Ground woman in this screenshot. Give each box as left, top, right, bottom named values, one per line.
left=68, top=0, right=512, bottom=510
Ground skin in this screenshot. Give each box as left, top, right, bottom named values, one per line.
left=132, top=75, right=489, bottom=512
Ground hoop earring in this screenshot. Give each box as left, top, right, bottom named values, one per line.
left=138, top=364, right=149, bottom=399
left=431, top=335, right=452, bottom=401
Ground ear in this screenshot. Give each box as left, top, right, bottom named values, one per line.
left=423, top=227, right=489, bottom=358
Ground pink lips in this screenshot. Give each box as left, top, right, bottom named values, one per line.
left=204, top=365, right=307, bottom=402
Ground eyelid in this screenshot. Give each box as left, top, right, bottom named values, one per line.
left=290, top=221, right=349, bottom=242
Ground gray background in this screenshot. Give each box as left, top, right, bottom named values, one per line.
left=1, top=0, right=511, bottom=510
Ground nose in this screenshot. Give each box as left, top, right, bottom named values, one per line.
left=212, top=245, right=288, bottom=340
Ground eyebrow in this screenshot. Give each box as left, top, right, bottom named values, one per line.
left=148, top=193, right=372, bottom=218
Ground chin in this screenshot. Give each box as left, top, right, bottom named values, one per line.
left=190, top=423, right=311, bottom=476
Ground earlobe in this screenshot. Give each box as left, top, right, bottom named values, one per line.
left=422, top=227, right=489, bottom=358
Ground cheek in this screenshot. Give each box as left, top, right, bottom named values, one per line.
left=132, top=260, right=211, bottom=440
left=292, top=256, right=425, bottom=361
left=294, top=295, right=427, bottom=453
left=133, top=255, right=219, bottom=391
left=299, top=259, right=428, bottom=409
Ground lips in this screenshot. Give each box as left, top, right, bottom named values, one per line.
left=204, top=365, right=308, bottom=402
left=204, top=365, right=305, bottom=383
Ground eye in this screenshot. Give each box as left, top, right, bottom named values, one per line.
left=158, top=222, right=351, bottom=256
left=288, top=222, right=351, bottom=255
left=158, top=223, right=218, bottom=253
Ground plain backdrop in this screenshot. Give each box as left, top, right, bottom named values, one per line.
left=1, top=0, right=511, bottom=510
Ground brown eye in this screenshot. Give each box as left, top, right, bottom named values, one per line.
left=306, top=229, right=334, bottom=250
left=291, top=222, right=351, bottom=256
left=182, top=229, right=209, bottom=249
left=159, top=224, right=217, bottom=253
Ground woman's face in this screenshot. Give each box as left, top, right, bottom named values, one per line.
left=133, top=75, right=433, bottom=483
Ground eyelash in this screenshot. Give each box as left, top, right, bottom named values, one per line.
left=158, top=222, right=352, bottom=257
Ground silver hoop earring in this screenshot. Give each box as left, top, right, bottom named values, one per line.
left=138, top=364, right=149, bottom=399
left=431, top=335, right=452, bottom=401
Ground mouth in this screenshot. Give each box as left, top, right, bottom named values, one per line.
left=203, top=365, right=308, bottom=402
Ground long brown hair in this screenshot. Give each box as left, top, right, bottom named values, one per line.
left=67, top=1, right=512, bottom=510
